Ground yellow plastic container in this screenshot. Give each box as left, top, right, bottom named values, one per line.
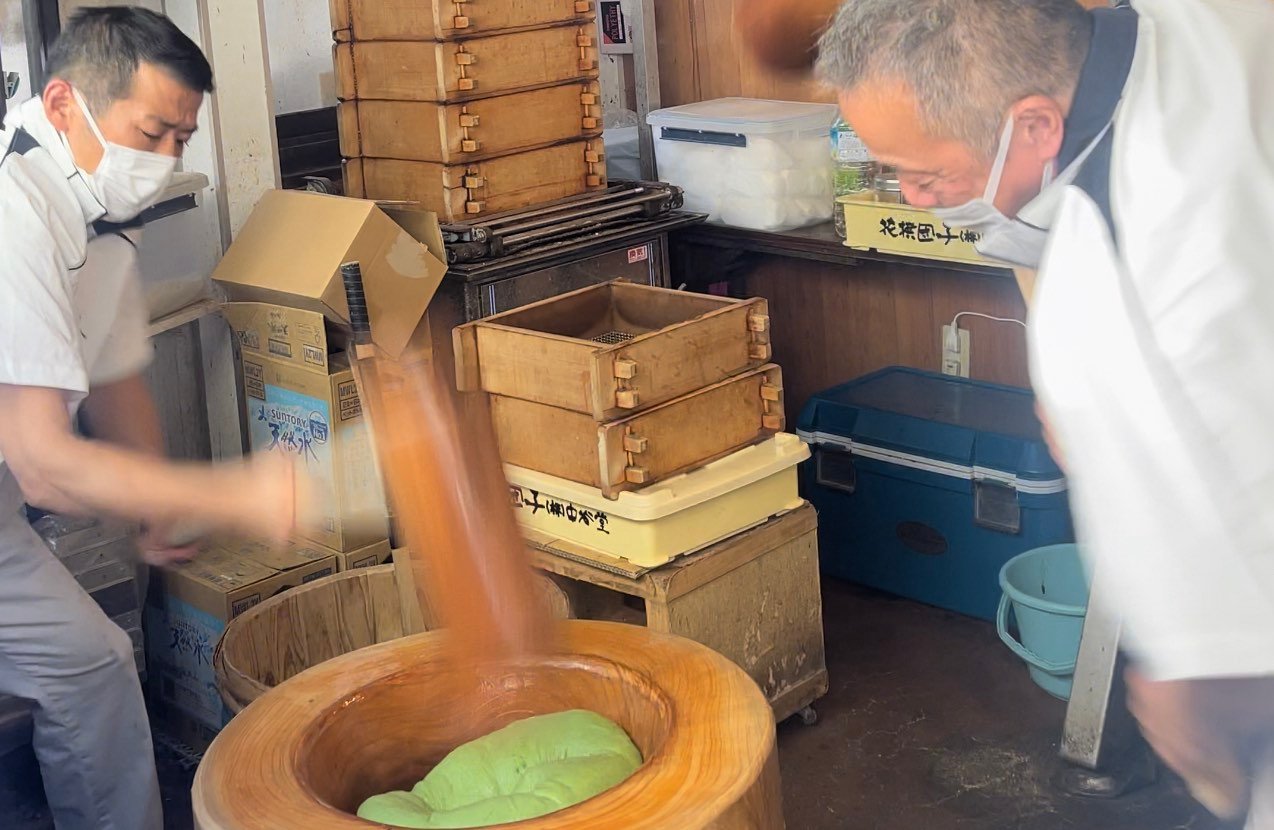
left=507, top=433, right=809, bottom=569
left=839, top=199, right=991, bottom=266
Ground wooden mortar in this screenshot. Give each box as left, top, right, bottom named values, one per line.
left=193, top=620, right=784, bottom=829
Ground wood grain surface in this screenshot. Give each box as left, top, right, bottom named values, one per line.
left=213, top=563, right=573, bottom=714
left=194, top=621, right=784, bottom=829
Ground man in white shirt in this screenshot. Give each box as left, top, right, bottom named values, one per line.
left=0, top=8, right=302, bottom=828
left=771, top=0, right=1274, bottom=823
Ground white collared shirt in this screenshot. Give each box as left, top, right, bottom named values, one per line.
left=0, top=97, right=152, bottom=420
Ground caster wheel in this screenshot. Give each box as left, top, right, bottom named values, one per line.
left=798, top=706, right=818, bottom=726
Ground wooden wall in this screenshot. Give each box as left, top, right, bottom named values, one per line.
left=672, top=239, right=1031, bottom=423
left=654, top=0, right=1114, bottom=107
left=740, top=258, right=1030, bottom=422
left=654, top=0, right=834, bottom=107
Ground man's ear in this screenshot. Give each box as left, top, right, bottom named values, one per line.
left=1011, top=95, right=1066, bottom=163
left=43, top=79, right=75, bottom=132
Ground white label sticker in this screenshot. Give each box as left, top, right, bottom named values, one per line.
left=627, top=245, right=649, bottom=264
left=835, top=132, right=872, bottom=163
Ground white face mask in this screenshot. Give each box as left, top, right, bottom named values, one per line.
left=930, top=116, right=1055, bottom=269
left=69, top=87, right=177, bottom=222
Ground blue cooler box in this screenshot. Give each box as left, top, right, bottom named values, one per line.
left=798, top=367, right=1072, bottom=620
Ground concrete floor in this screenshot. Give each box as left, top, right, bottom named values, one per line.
left=779, top=580, right=1238, bottom=830
left=2, top=579, right=1242, bottom=830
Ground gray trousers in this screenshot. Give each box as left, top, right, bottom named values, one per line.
left=0, top=471, right=161, bottom=829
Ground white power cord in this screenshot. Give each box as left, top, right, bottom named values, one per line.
left=944, top=311, right=1026, bottom=354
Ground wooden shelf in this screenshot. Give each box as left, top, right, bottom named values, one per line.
left=146, top=297, right=220, bottom=338
left=675, top=221, right=1014, bottom=279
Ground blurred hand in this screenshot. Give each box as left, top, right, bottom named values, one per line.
left=137, top=521, right=200, bottom=567
left=1126, top=671, right=1255, bottom=820
left=735, top=0, right=839, bottom=72
left=227, top=453, right=315, bottom=542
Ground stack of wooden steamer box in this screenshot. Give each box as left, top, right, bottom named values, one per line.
left=333, top=0, right=609, bottom=219
left=454, top=280, right=829, bottom=722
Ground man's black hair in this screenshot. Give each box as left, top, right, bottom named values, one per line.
left=46, top=7, right=213, bottom=112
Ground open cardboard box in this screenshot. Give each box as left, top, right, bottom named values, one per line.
left=213, top=190, right=448, bottom=551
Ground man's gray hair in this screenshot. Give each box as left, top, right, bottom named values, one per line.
left=816, top=0, right=1093, bottom=160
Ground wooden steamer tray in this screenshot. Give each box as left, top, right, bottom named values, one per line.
left=338, top=81, right=603, bottom=165
left=331, top=0, right=596, bottom=42
left=343, top=138, right=606, bottom=222
left=335, top=24, right=599, bottom=103
left=454, top=280, right=773, bottom=420
left=491, top=364, right=784, bottom=498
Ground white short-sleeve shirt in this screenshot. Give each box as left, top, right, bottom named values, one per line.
left=0, top=98, right=152, bottom=416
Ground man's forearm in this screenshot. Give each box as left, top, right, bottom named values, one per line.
left=81, top=374, right=166, bottom=457
left=0, top=383, right=292, bottom=539
left=28, top=432, right=279, bottom=531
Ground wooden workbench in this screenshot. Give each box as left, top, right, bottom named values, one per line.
left=532, top=502, right=827, bottom=724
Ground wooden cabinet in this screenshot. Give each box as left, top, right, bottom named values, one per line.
left=533, top=503, right=828, bottom=723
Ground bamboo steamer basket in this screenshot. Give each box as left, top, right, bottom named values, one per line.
left=194, top=620, right=783, bottom=829
left=213, top=564, right=571, bottom=714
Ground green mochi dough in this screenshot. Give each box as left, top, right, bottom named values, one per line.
left=356, top=709, right=642, bottom=828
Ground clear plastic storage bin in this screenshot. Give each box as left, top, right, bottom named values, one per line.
left=647, top=98, right=838, bottom=232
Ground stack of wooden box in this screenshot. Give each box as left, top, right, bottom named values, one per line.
left=454, top=279, right=828, bottom=721
left=454, top=280, right=781, bottom=505
left=333, top=0, right=608, bottom=220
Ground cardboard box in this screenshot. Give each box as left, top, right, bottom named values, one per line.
left=225, top=534, right=391, bottom=573
left=145, top=544, right=337, bottom=733
left=214, top=190, right=448, bottom=551
left=223, top=304, right=387, bottom=551
left=334, top=537, right=393, bottom=571
left=214, top=190, right=447, bottom=359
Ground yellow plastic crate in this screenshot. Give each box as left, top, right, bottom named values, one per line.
left=839, top=198, right=990, bottom=266
left=507, top=433, right=809, bottom=569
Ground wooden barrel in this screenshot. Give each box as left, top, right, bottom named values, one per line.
left=213, top=564, right=572, bottom=714
left=196, top=621, right=782, bottom=829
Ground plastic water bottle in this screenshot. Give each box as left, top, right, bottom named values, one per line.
left=831, top=115, right=876, bottom=239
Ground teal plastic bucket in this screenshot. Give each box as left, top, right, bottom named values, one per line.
left=997, top=544, right=1089, bottom=700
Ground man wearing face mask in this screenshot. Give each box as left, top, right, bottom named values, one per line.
left=0, top=8, right=308, bottom=829
left=796, top=0, right=1274, bottom=824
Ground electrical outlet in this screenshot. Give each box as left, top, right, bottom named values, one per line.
left=941, top=325, right=971, bottom=378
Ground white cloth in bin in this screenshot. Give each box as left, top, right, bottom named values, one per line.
left=654, top=132, right=834, bottom=231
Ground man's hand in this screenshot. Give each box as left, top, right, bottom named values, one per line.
left=137, top=522, right=200, bottom=566
left=1126, top=670, right=1268, bottom=820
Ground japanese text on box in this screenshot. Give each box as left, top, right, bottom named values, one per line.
left=510, top=487, right=611, bottom=535
left=878, top=216, right=981, bottom=246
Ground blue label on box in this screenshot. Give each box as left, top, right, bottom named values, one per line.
left=145, top=599, right=228, bottom=729
left=249, top=386, right=332, bottom=460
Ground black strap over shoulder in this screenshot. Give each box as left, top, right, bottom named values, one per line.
left=0, top=127, right=41, bottom=165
